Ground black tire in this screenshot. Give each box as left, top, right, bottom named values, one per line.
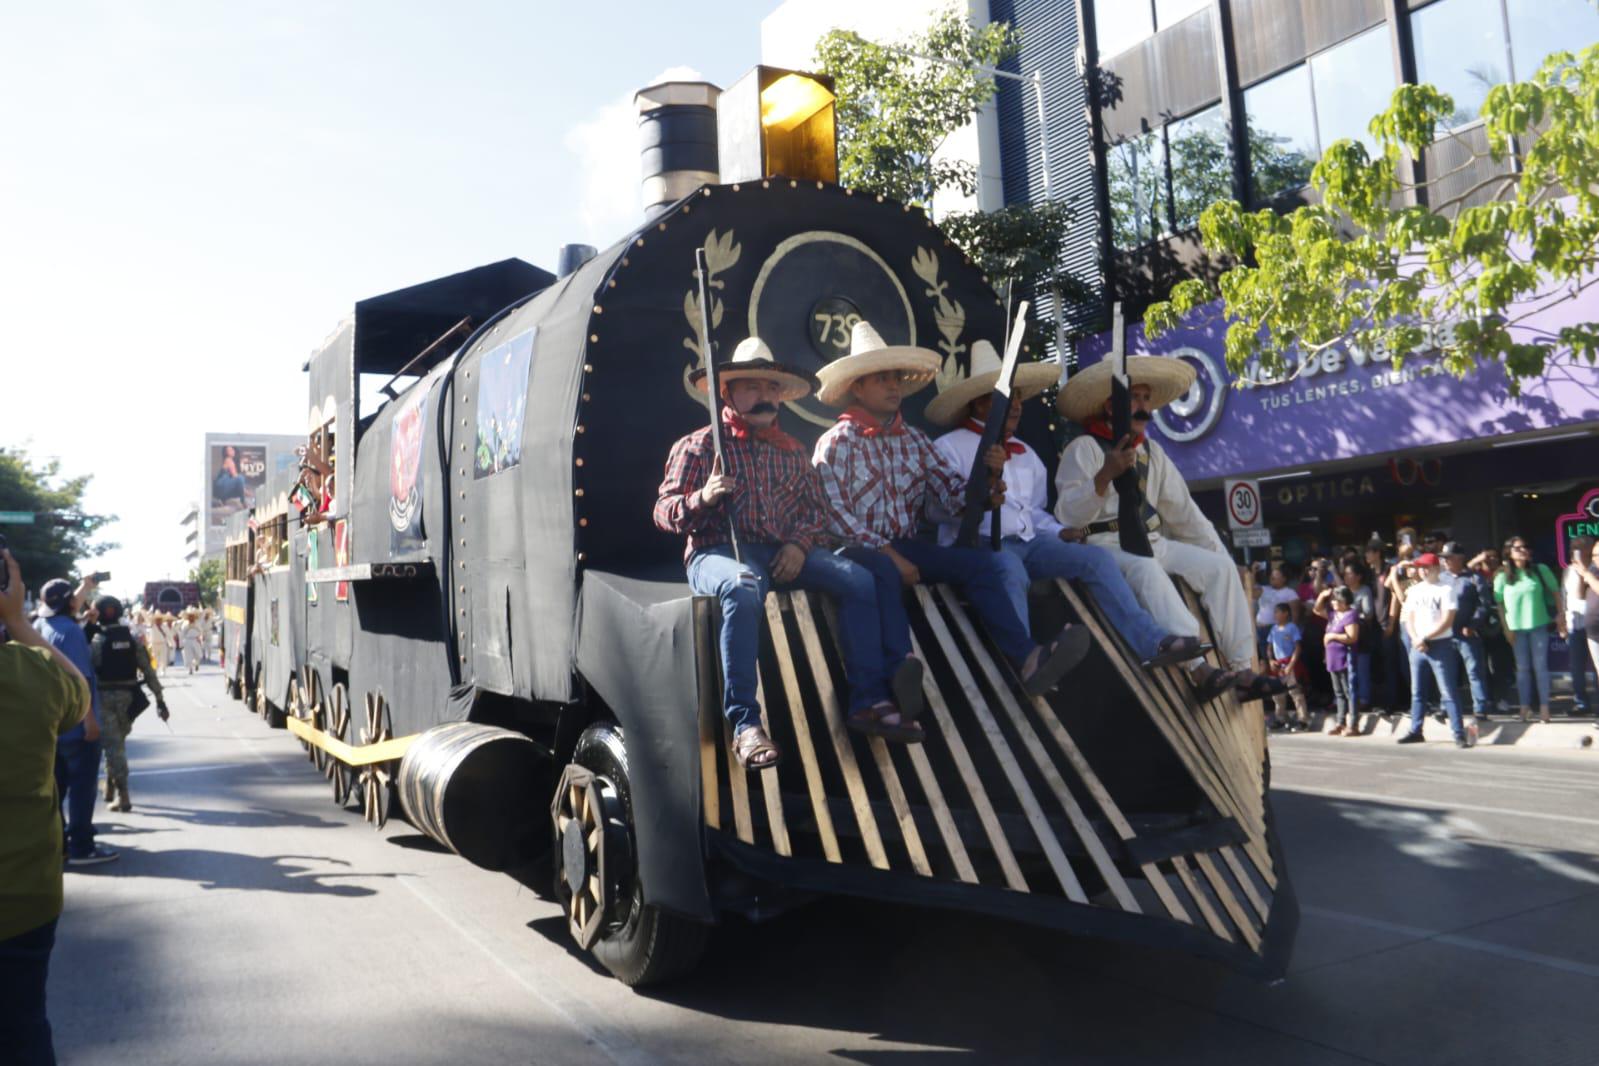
left=566, top=722, right=710, bottom=987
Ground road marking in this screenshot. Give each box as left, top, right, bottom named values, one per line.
left=397, top=875, right=662, bottom=1066
left=1273, top=784, right=1599, bottom=827
left=1303, top=906, right=1599, bottom=979
left=130, top=763, right=240, bottom=777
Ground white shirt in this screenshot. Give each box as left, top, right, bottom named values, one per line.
left=1256, top=585, right=1299, bottom=627
left=1565, top=565, right=1588, bottom=619
left=1402, top=579, right=1458, bottom=642
left=932, top=425, right=1064, bottom=546
left=1054, top=434, right=1224, bottom=552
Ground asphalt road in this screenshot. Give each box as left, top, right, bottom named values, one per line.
left=49, top=665, right=1599, bottom=1065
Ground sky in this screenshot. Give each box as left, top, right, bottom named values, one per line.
left=0, top=0, right=775, bottom=601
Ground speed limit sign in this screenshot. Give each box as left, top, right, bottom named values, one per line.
left=1224, top=479, right=1262, bottom=531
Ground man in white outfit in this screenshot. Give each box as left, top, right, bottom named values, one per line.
left=1053, top=355, right=1282, bottom=703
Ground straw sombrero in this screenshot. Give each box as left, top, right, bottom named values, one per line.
left=689, top=336, right=814, bottom=403
left=924, top=340, right=1061, bottom=427
left=814, top=321, right=941, bottom=407
left=1055, top=355, right=1196, bottom=423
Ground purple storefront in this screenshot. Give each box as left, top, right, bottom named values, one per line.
left=1076, top=298, right=1599, bottom=570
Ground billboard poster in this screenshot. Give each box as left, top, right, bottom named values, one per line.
left=389, top=387, right=430, bottom=554
left=208, top=441, right=269, bottom=540
left=474, top=329, right=537, bottom=479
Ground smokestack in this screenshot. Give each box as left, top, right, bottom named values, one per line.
left=634, top=81, right=720, bottom=219
left=556, top=243, right=598, bottom=278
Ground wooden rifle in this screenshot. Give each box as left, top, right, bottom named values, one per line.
left=1109, top=302, right=1154, bottom=558
left=954, top=300, right=1029, bottom=549
left=694, top=248, right=740, bottom=561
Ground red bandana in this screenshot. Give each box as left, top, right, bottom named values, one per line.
left=721, top=406, right=801, bottom=451
left=838, top=407, right=906, bottom=437
left=961, top=418, right=1025, bottom=456
left=1083, top=416, right=1145, bottom=448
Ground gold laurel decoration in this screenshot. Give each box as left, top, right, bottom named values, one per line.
left=912, top=247, right=967, bottom=389
left=682, top=229, right=742, bottom=381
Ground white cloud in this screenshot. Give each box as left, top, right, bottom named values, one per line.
left=564, top=65, right=704, bottom=246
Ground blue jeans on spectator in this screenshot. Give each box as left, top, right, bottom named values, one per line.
left=688, top=543, right=908, bottom=733
left=54, top=736, right=101, bottom=858
left=1454, top=633, right=1491, bottom=716
left=1568, top=612, right=1593, bottom=713
left=1509, top=625, right=1552, bottom=710
left=1330, top=661, right=1356, bottom=726
left=993, top=535, right=1168, bottom=659
left=1401, top=627, right=1436, bottom=707
left=1409, top=637, right=1464, bottom=739
left=1353, top=650, right=1373, bottom=706
left=885, top=539, right=1036, bottom=666
left=0, top=918, right=57, bottom=1065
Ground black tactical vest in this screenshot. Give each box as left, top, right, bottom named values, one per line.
left=97, top=624, right=140, bottom=683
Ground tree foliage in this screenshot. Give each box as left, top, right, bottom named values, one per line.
left=1145, top=41, right=1599, bottom=391
left=188, top=557, right=223, bottom=608
left=0, top=449, right=115, bottom=591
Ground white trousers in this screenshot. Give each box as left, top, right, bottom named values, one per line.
left=1089, top=535, right=1255, bottom=670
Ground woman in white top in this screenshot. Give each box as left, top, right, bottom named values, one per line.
left=1254, top=566, right=1301, bottom=659
left=1568, top=537, right=1597, bottom=717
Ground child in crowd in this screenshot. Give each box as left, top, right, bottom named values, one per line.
left=1317, top=585, right=1362, bottom=736
left=1265, top=601, right=1310, bottom=731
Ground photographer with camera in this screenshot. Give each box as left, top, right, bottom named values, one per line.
left=1, top=548, right=93, bottom=1065
left=90, top=596, right=168, bottom=812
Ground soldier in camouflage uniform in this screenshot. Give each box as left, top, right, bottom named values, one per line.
left=89, top=596, right=167, bottom=812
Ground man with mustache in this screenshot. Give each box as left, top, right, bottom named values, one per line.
left=812, top=323, right=1091, bottom=730
left=655, top=337, right=925, bottom=770
left=1054, top=357, right=1281, bottom=703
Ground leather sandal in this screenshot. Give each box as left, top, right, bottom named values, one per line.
left=1192, top=666, right=1241, bottom=703
left=847, top=702, right=924, bottom=743
left=1143, top=634, right=1205, bottom=669
left=1021, top=624, right=1092, bottom=696
left=732, top=725, right=783, bottom=770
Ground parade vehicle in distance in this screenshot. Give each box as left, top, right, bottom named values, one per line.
left=142, top=580, right=201, bottom=614
left=218, top=67, right=1296, bottom=986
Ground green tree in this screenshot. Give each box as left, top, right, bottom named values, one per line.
left=815, top=6, right=1089, bottom=355
left=189, top=557, right=223, bottom=608
left=0, top=449, right=115, bottom=590
left=1145, top=41, right=1599, bottom=388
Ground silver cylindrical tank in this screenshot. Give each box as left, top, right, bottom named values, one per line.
left=397, top=723, right=542, bottom=871
left=634, top=81, right=720, bottom=219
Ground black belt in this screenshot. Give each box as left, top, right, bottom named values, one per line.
left=1087, top=515, right=1162, bottom=537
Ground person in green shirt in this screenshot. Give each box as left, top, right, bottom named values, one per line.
left=0, top=548, right=91, bottom=1066
left=1493, top=536, right=1567, bottom=723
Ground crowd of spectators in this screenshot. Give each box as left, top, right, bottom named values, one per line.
left=1249, top=528, right=1599, bottom=740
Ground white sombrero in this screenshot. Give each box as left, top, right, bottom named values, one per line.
left=689, top=336, right=814, bottom=403
left=1056, top=354, right=1196, bottom=423
left=814, top=321, right=941, bottom=407
left=924, top=339, right=1062, bottom=427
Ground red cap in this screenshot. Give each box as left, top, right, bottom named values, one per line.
left=1415, top=552, right=1441, bottom=567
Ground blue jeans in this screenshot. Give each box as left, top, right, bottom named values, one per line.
left=886, top=538, right=1036, bottom=665
left=1510, top=626, right=1552, bottom=709
left=688, top=543, right=908, bottom=731
left=1401, top=627, right=1436, bottom=706
left=54, top=736, right=101, bottom=858
left=1409, top=638, right=1464, bottom=739
left=1454, top=634, right=1490, bottom=716
left=1329, top=661, right=1355, bottom=724
left=1353, top=650, right=1373, bottom=706
left=995, top=535, right=1168, bottom=659
left=0, top=918, right=56, bottom=1065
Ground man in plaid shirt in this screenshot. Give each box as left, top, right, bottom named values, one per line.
left=655, top=338, right=925, bottom=769
left=813, top=322, right=1091, bottom=709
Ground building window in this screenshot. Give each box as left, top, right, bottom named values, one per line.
left=1506, top=0, right=1599, bottom=82
left=1167, top=104, right=1232, bottom=231
left=1106, top=127, right=1168, bottom=250
left=1243, top=66, right=1318, bottom=204
left=1241, top=26, right=1394, bottom=204
left=1154, top=0, right=1210, bottom=29
left=1412, top=0, right=1512, bottom=127
left=1094, top=0, right=1154, bottom=59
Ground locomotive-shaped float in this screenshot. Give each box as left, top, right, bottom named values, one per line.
left=220, top=67, right=1296, bottom=985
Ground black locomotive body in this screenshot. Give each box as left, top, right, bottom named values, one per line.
left=222, top=176, right=1297, bottom=986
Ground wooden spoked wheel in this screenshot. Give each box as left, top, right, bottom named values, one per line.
left=288, top=675, right=307, bottom=753
left=553, top=765, right=608, bottom=950
left=254, top=668, right=268, bottom=721
left=359, top=691, right=394, bottom=829
left=326, top=683, right=352, bottom=807
left=304, top=669, right=327, bottom=773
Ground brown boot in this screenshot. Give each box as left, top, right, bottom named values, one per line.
left=109, top=778, right=131, bottom=813
left=1328, top=723, right=1346, bottom=736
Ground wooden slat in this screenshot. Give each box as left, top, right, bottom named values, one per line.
left=755, top=675, right=792, bottom=857
left=788, top=593, right=890, bottom=871
left=1195, top=851, right=1262, bottom=952
left=1222, top=845, right=1270, bottom=920
left=1025, top=692, right=1192, bottom=924
left=811, top=596, right=933, bottom=877
left=1170, top=857, right=1234, bottom=942
left=906, top=630, right=1024, bottom=890
left=904, top=743, right=978, bottom=883
left=913, top=586, right=1086, bottom=902
left=764, top=595, right=841, bottom=863
left=722, top=719, right=755, bottom=845
left=935, top=587, right=1137, bottom=912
